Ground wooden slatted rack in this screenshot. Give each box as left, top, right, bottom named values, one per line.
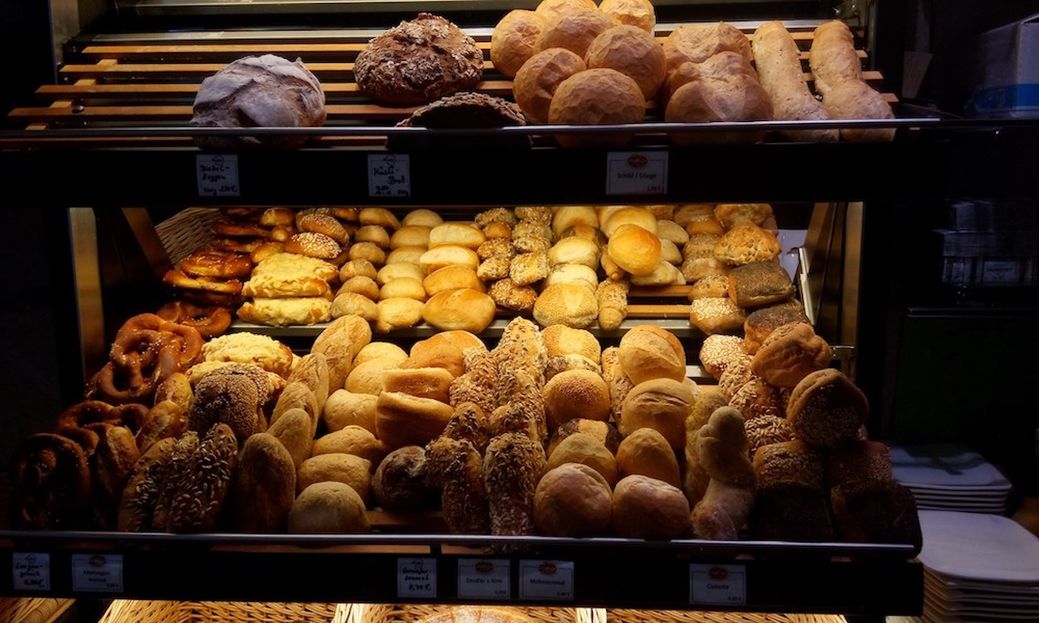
left=9, top=25, right=894, bottom=145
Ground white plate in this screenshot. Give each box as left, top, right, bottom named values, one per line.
left=925, top=593, right=1039, bottom=619
left=919, top=511, right=1039, bottom=583
left=927, top=571, right=1039, bottom=594
left=926, top=582, right=1039, bottom=606
left=891, top=444, right=1012, bottom=488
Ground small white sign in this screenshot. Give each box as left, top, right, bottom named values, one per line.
left=458, top=558, right=510, bottom=600
left=368, top=154, right=411, bottom=197
left=71, top=554, right=124, bottom=593
left=397, top=557, right=436, bottom=599
left=518, top=560, right=574, bottom=601
left=606, top=151, right=668, bottom=195
left=12, top=553, right=50, bottom=591
left=689, top=564, right=746, bottom=606
left=196, top=154, right=240, bottom=197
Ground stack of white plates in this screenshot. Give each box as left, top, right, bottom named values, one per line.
left=918, top=511, right=1039, bottom=622
left=890, top=444, right=1012, bottom=514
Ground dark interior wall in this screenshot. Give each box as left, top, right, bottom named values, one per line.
left=0, top=0, right=55, bottom=116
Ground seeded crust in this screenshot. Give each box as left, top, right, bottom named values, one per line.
left=545, top=354, right=601, bottom=381
left=489, top=278, right=538, bottom=312
left=601, top=346, right=633, bottom=423
left=744, top=415, right=794, bottom=457
left=729, top=377, right=783, bottom=421
left=478, top=256, right=512, bottom=281
left=151, top=433, right=200, bottom=531
left=717, top=354, right=754, bottom=400
left=449, top=349, right=497, bottom=413
left=493, top=317, right=548, bottom=391
left=787, top=369, right=869, bottom=450
left=426, top=436, right=490, bottom=534
left=189, top=374, right=261, bottom=444
left=118, top=437, right=177, bottom=532
left=753, top=440, right=824, bottom=490
left=477, top=238, right=516, bottom=260
left=475, top=208, right=518, bottom=228
left=484, top=433, right=546, bottom=536
left=442, top=402, right=492, bottom=453
left=827, top=440, right=893, bottom=486
left=743, top=304, right=809, bottom=354
left=355, top=13, right=483, bottom=106
left=492, top=370, right=547, bottom=442
left=166, top=424, right=238, bottom=533
left=398, top=92, right=526, bottom=127
left=699, top=335, right=746, bottom=379
left=199, top=363, right=273, bottom=405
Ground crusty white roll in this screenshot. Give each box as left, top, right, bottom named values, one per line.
left=598, top=0, right=655, bottom=33
left=513, top=48, right=587, bottom=124
left=422, top=289, right=497, bottom=333
left=585, top=26, right=666, bottom=100
left=429, top=223, right=486, bottom=250
left=419, top=246, right=480, bottom=274
left=492, top=10, right=548, bottom=78
left=548, top=237, right=600, bottom=269
left=548, top=69, right=646, bottom=148
left=422, top=265, right=485, bottom=296
left=552, top=206, right=599, bottom=238
left=607, top=224, right=661, bottom=276
left=603, top=206, right=658, bottom=237
left=809, top=20, right=862, bottom=96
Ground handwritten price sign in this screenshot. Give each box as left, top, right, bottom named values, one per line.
left=397, top=557, right=436, bottom=599
left=368, top=154, right=411, bottom=197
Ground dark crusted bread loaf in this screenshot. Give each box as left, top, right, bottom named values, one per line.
left=390, top=92, right=528, bottom=150
left=355, top=14, right=484, bottom=107
left=191, top=55, right=326, bottom=149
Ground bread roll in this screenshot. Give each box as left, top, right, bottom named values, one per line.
left=618, top=325, right=686, bottom=383
left=390, top=226, right=432, bottom=249
left=535, top=0, right=596, bottom=20
left=659, top=239, right=683, bottom=265
left=426, top=436, right=491, bottom=534
left=231, top=433, right=296, bottom=532
left=422, top=289, right=497, bottom=333
left=743, top=303, right=809, bottom=354
left=331, top=293, right=377, bottom=321
left=552, top=206, right=599, bottom=238
left=288, top=352, right=331, bottom=411
left=383, top=367, right=455, bottom=403
left=616, top=427, right=681, bottom=487
left=348, top=242, right=386, bottom=265
left=386, top=247, right=427, bottom=267
left=271, top=382, right=319, bottom=430
left=598, top=0, right=655, bottom=33
left=419, top=246, right=480, bottom=274
left=620, top=378, right=695, bottom=448
left=541, top=325, right=601, bottom=362
left=535, top=9, right=616, bottom=58
left=698, top=335, right=747, bottom=379
left=406, top=335, right=466, bottom=378
left=313, top=425, right=387, bottom=465
left=545, top=263, right=599, bottom=291
left=823, top=79, right=896, bottom=142
left=484, top=432, right=547, bottom=535
left=533, top=283, right=598, bottom=329
left=665, top=53, right=773, bottom=144
left=543, top=369, right=611, bottom=430
left=787, top=369, right=868, bottom=449
left=548, top=418, right=622, bottom=455
left=423, top=265, right=484, bottom=296
left=603, top=207, right=658, bottom=237
left=809, top=20, right=862, bottom=96
left=689, top=297, right=748, bottom=335
left=534, top=463, right=613, bottom=536
left=339, top=276, right=379, bottom=300
left=546, top=432, right=618, bottom=485
left=267, top=408, right=313, bottom=469
left=657, top=220, right=689, bottom=245
left=547, top=69, right=646, bottom=148
left=753, top=440, right=824, bottom=491
left=381, top=278, right=427, bottom=301
left=429, top=223, right=486, bottom=250
left=663, top=23, right=752, bottom=73
left=354, top=342, right=408, bottom=367
left=376, top=392, right=454, bottom=448
left=312, top=315, right=371, bottom=392
left=288, top=482, right=369, bottom=533
left=512, top=47, right=587, bottom=124
left=377, top=262, right=424, bottom=285
left=297, top=453, right=372, bottom=500
left=340, top=259, right=377, bottom=281
left=492, top=10, right=547, bottom=78
left=403, top=209, right=443, bottom=228
left=751, top=322, right=832, bottom=388
left=324, top=390, right=378, bottom=434
left=608, top=224, right=661, bottom=276
left=355, top=225, right=389, bottom=249
left=630, top=261, right=684, bottom=286
left=728, top=261, right=794, bottom=307
left=612, top=474, right=690, bottom=539
left=547, top=237, right=599, bottom=269
left=375, top=297, right=424, bottom=333
left=585, top=26, right=666, bottom=100
left=373, top=446, right=437, bottom=511
left=346, top=357, right=396, bottom=395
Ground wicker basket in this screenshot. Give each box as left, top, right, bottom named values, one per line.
left=154, top=207, right=222, bottom=265
left=0, top=598, right=73, bottom=623
left=99, top=600, right=348, bottom=623
left=607, top=611, right=845, bottom=623
left=349, top=604, right=584, bottom=623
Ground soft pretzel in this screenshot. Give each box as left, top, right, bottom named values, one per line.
left=157, top=302, right=233, bottom=339
left=178, top=250, right=252, bottom=280
left=211, top=219, right=270, bottom=239
left=214, top=238, right=264, bottom=254
left=163, top=269, right=243, bottom=295
left=13, top=433, right=91, bottom=529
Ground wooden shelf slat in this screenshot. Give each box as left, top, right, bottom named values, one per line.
left=60, top=60, right=495, bottom=77
left=36, top=80, right=515, bottom=99
left=9, top=103, right=420, bottom=121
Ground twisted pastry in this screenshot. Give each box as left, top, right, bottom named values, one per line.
left=596, top=279, right=629, bottom=330
left=690, top=407, right=756, bottom=540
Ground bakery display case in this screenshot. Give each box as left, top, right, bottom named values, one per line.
left=2, top=0, right=1038, bottom=622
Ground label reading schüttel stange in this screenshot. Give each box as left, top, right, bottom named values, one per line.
left=397, top=557, right=436, bottom=598
left=12, top=553, right=50, bottom=591
left=689, top=564, right=746, bottom=606
left=606, top=151, right=668, bottom=195
left=458, top=558, right=510, bottom=600
left=519, top=560, right=574, bottom=601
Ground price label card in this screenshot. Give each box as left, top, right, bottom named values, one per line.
left=368, top=154, right=411, bottom=197
left=458, top=558, right=510, bottom=600
left=196, top=154, right=240, bottom=197
left=518, top=560, right=573, bottom=601
left=689, top=564, right=746, bottom=606
left=71, top=554, right=124, bottom=593
left=12, top=553, right=50, bottom=591
left=605, top=151, right=668, bottom=195
left=397, top=557, right=436, bottom=599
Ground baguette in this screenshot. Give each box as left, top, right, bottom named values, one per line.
left=809, top=20, right=862, bottom=96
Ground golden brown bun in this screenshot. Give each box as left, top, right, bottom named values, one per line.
left=787, top=369, right=868, bottom=449
left=390, top=226, right=431, bottom=250
left=663, top=22, right=752, bottom=73
left=354, top=342, right=408, bottom=366
left=373, top=446, right=436, bottom=511
left=347, top=242, right=387, bottom=265
left=376, top=391, right=454, bottom=449
left=359, top=208, right=401, bottom=230
left=548, top=418, right=622, bottom=455
left=607, top=224, right=661, bottom=276
left=288, top=352, right=331, bottom=410
left=406, top=334, right=469, bottom=378
left=535, top=9, right=616, bottom=58
left=288, top=482, right=369, bottom=533
left=267, top=408, right=313, bottom=469
left=383, top=367, right=455, bottom=403
left=585, top=26, right=666, bottom=100
left=429, top=223, right=486, bottom=250
left=346, top=357, right=396, bottom=395
left=340, top=259, right=377, bottom=282
left=484, top=222, right=513, bottom=240
left=402, top=209, right=443, bottom=228
left=657, top=220, right=689, bottom=245
left=603, top=207, right=659, bottom=237
left=823, top=79, right=896, bottom=142
left=387, top=246, right=427, bottom=266
left=680, top=257, right=729, bottom=282
left=324, top=390, right=378, bottom=434
left=629, top=260, right=684, bottom=286
left=534, top=463, right=613, bottom=536
left=618, top=325, right=686, bottom=384
left=612, top=474, right=690, bottom=539
left=299, top=215, right=348, bottom=244
left=312, top=315, right=371, bottom=392
left=419, top=246, right=480, bottom=274
left=381, top=278, right=427, bottom=301
left=689, top=297, right=748, bottom=335
left=543, top=369, right=611, bottom=431
left=541, top=325, right=601, bottom=362
left=377, top=262, right=425, bottom=286
left=422, top=289, right=497, bottom=333
left=546, top=432, right=618, bottom=485
left=616, top=427, right=681, bottom=487
left=285, top=232, right=341, bottom=260
left=513, top=47, right=587, bottom=124
left=338, top=276, right=379, bottom=300
left=548, top=69, right=646, bottom=147
left=715, top=203, right=773, bottom=228
left=492, top=10, right=548, bottom=78
left=599, top=0, right=655, bottom=32
left=297, top=453, right=372, bottom=499
left=545, top=264, right=599, bottom=291
left=751, top=322, right=832, bottom=388
left=154, top=373, right=193, bottom=410
left=535, top=0, right=596, bottom=20
left=683, top=233, right=721, bottom=259
left=271, top=381, right=319, bottom=430
left=619, top=378, right=695, bottom=448
left=665, top=59, right=772, bottom=144
left=547, top=237, right=600, bottom=269
left=312, top=425, right=387, bottom=465
left=533, top=283, right=598, bottom=329
left=231, top=433, right=296, bottom=532
left=375, top=297, right=425, bottom=333
left=698, top=334, right=747, bottom=379
left=423, top=265, right=485, bottom=296
left=552, top=206, right=599, bottom=238
left=689, top=275, right=729, bottom=300
left=355, top=225, right=390, bottom=249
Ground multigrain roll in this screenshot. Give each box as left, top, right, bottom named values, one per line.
left=484, top=433, right=547, bottom=535
left=533, top=284, right=598, bottom=329
left=743, top=304, right=809, bottom=354
left=427, top=436, right=490, bottom=534
left=727, top=262, right=795, bottom=307
left=698, top=335, right=746, bottom=380
left=713, top=225, right=781, bottom=266
left=753, top=440, right=824, bottom=490
left=787, top=369, right=869, bottom=449
left=689, top=297, right=748, bottom=335
left=534, top=463, right=613, bottom=536
left=745, top=414, right=795, bottom=457
left=751, top=322, right=832, bottom=388
left=188, top=373, right=261, bottom=444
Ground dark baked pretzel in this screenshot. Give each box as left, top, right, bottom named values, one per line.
left=157, top=302, right=233, bottom=339
left=178, top=249, right=252, bottom=280
left=14, top=433, right=92, bottom=529
left=55, top=400, right=114, bottom=431
left=163, top=269, right=243, bottom=295
left=212, top=219, right=270, bottom=239
left=113, top=314, right=204, bottom=368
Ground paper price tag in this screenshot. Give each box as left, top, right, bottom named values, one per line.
left=689, top=564, right=746, bottom=606
left=519, top=560, right=573, bottom=601
left=71, top=554, right=124, bottom=593
left=368, top=154, right=411, bottom=197
left=12, top=553, right=50, bottom=591
left=458, top=558, right=510, bottom=600
left=196, top=154, right=240, bottom=197
left=606, top=151, right=668, bottom=195
left=397, top=557, right=436, bottom=599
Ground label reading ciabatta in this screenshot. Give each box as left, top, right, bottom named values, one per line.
left=368, top=154, right=411, bottom=197
left=71, top=554, right=123, bottom=593
left=457, top=558, right=510, bottom=600
left=12, top=553, right=50, bottom=591
left=196, top=154, right=240, bottom=197
left=689, top=564, right=746, bottom=605
left=518, top=560, right=574, bottom=601
left=397, top=557, right=436, bottom=599
left=606, top=151, right=668, bottom=195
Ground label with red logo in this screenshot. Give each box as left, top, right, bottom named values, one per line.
left=457, top=558, right=510, bottom=599
left=71, top=554, right=123, bottom=593
left=606, top=151, right=668, bottom=195
left=518, top=560, right=574, bottom=601
left=397, top=557, right=437, bottom=599
left=689, top=564, right=746, bottom=605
